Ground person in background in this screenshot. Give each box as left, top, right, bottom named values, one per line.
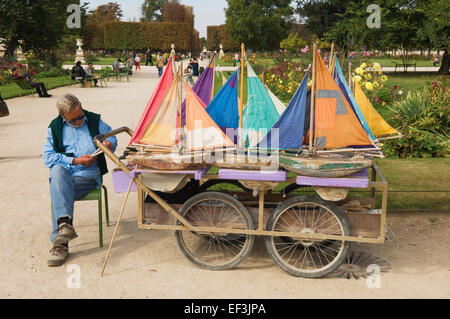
left=156, top=52, right=164, bottom=77
left=43, top=94, right=117, bottom=267
left=11, top=67, right=52, bottom=98
left=135, top=55, right=141, bottom=71
left=145, top=49, right=153, bottom=66
left=71, top=61, right=87, bottom=86
left=190, top=57, right=199, bottom=77
left=113, top=59, right=122, bottom=71
left=85, top=63, right=99, bottom=87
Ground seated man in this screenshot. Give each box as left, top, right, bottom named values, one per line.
left=84, top=63, right=99, bottom=87
left=11, top=67, right=52, bottom=98
left=112, top=59, right=122, bottom=71
left=71, top=61, right=86, bottom=85
left=43, top=94, right=117, bottom=267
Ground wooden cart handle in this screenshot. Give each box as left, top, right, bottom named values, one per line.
left=94, top=126, right=133, bottom=175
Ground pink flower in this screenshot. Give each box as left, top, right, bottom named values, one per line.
left=349, top=51, right=355, bottom=57
left=324, top=57, right=328, bottom=63
left=324, top=52, right=328, bottom=57
left=317, top=49, right=321, bottom=54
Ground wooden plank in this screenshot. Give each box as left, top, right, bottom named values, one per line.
left=296, top=169, right=369, bottom=189
left=218, top=169, right=287, bottom=182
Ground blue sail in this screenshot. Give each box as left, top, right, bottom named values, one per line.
left=205, top=69, right=239, bottom=130
left=258, top=70, right=310, bottom=150
left=333, top=58, right=376, bottom=141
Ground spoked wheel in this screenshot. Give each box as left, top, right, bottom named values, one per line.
left=265, top=196, right=350, bottom=278
left=174, top=192, right=255, bottom=270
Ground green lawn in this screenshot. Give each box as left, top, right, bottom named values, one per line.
left=63, top=57, right=119, bottom=66
left=383, top=72, right=443, bottom=91
left=368, top=57, right=435, bottom=68
left=0, top=76, right=77, bottom=99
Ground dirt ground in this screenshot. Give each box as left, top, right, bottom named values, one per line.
left=0, top=66, right=449, bottom=299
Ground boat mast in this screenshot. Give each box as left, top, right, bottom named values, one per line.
left=178, top=61, right=184, bottom=152
left=329, top=43, right=334, bottom=72
left=308, top=42, right=317, bottom=156
left=348, top=61, right=353, bottom=94
left=239, top=43, right=245, bottom=149
left=210, top=54, right=216, bottom=104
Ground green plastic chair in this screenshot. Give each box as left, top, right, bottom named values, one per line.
left=51, top=181, right=109, bottom=248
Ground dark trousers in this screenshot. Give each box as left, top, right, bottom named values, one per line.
left=146, top=57, right=154, bottom=66
left=30, top=81, right=49, bottom=97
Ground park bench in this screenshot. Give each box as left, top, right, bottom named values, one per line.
left=393, top=61, right=417, bottom=72
left=13, top=78, right=36, bottom=97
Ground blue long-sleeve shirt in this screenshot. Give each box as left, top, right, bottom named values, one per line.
left=43, top=116, right=117, bottom=186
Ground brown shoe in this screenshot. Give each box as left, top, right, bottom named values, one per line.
left=53, top=223, right=78, bottom=246
left=47, top=245, right=69, bottom=267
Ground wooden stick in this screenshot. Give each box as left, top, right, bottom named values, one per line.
left=348, top=61, right=352, bottom=94
left=239, top=43, right=245, bottom=148
left=101, top=178, right=134, bottom=277
left=210, top=55, right=216, bottom=103
left=309, top=42, right=317, bottom=156
left=329, top=43, right=334, bottom=71
left=178, top=63, right=183, bottom=150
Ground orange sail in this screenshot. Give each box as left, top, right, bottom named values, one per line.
left=130, top=56, right=175, bottom=144
left=138, top=71, right=181, bottom=147
left=314, top=51, right=374, bottom=149
left=184, top=82, right=234, bottom=151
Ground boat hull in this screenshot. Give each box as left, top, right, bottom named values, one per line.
left=279, top=155, right=372, bottom=178
left=126, top=153, right=206, bottom=171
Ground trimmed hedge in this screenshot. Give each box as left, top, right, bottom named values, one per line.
left=104, top=22, right=198, bottom=51
left=207, top=25, right=239, bottom=51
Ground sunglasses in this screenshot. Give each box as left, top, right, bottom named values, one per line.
left=66, top=113, right=85, bottom=124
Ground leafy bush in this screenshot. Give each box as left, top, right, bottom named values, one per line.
left=384, top=82, right=450, bottom=158
left=280, top=33, right=307, bottom=53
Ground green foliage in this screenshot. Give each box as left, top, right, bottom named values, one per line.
left=0, top=0, right=78, bottom=60
left=280, top=33, right=307, bottom=53
left=225, top=0, right=294, bottom=51
left=207, top=25, right=239, bottom=51
left=141, top=0, right=178, bottom=22
left=104, top=21, right=192, bottom=51
left=384, top=83, right=450, bottom=158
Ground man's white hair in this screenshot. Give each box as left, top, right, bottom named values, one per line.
left=56, top=94, right=82, bottom=116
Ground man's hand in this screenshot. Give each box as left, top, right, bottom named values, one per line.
left=103, top=140, right=113, bottom=151
left=73, top=155, right=96, bottom=167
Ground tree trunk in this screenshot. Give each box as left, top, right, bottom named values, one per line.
left=438, top=49, right=449, bottom=75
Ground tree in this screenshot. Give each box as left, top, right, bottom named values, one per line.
left=294, top=0, right=351, bottom=39
left=418, top=0, right=450, bottom=75
left=324, top=1, right=427, bottom=56
left=84, top=2, right=123, bottom=49
left=225, top=0, right=294, bottom=51
left=0, top=0, right=75, bottom=59
left=141, top=0, right=179, bottom=22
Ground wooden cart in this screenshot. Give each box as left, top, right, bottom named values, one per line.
left=95, top=127, right=388, bottom=278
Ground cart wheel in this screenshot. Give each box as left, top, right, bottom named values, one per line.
left=265, top=195, right=350, bottom=278
left=174, top=192, right=255, bottom=270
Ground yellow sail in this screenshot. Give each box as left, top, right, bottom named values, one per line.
left=354, top=82, right=398, bottom=138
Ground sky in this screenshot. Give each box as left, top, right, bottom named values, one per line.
left=85, top=0, right=228, bottom=38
